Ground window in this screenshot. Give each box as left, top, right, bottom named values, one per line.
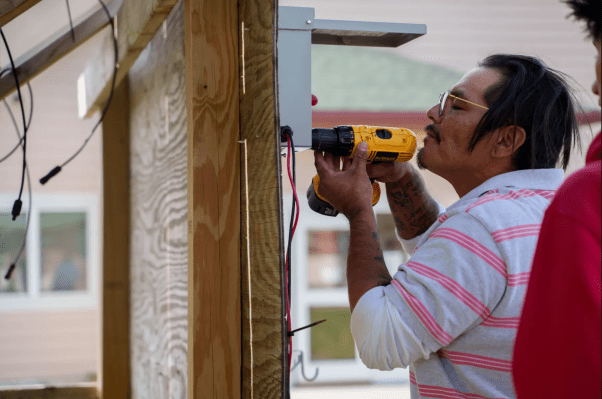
left=0, top=194, right=99, bottom=311
left=287, top=192, right=410, bottom=385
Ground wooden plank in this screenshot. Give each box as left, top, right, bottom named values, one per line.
left=127, top=0, right=188, bottom=396
left=239, top=1, right=286, bottom=398
left=0, top=0, right=42, bottom=27
left=0, top=0, right=122, bottom=102
left=101, top=77, right=131, bottom=398
left=0, top=383, right=99, bottom=399
left=185, top=0, right=242, bottom=397
left=78, top=0, right=178, bottom=118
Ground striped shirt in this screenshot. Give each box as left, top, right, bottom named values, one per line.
left=350, top=169, right=564, bottom=399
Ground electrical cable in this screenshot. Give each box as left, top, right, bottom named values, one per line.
left=0, top=77, right=33, bottom=164
left=3, top=94, right=33, bottom=281
left=40, top=0, right=118, bottom=185
left=65, top=0, right=76, bottom=42
left=0, top=29, right=29, bottom=221
left=283, top=132, right=300, bottom=399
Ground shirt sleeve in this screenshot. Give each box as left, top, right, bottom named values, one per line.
left=351, top=212, right=507, bottom=370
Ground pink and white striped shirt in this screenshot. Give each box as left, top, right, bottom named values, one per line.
left=350, top=169, right=564, bottom=399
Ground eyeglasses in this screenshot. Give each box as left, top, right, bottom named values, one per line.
left=438, top=92, right=489, bottom=117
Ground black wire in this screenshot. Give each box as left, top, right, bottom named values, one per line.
left=3, top=94, right=33, bottom=280
left=40, top=0, right=118, bottom=184
left=65, top=0, right=76, bottom=42
left=286, top=135, right=296, bottom=316
left=284, top=132, right=296, bottom=399
left=0, top=79, right=33, bottom=164
left=61, top=0, right=116, bottom=168
left=0, top=29, right=28, bottom=209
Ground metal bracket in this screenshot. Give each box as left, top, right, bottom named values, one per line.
left=277, top=6, right=427, bottom=149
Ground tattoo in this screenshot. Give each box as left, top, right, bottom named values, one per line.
left=389, top=188, right=411, bottom=208
left=386, top=169, right=438, bottom=238
left=371, top=231, right=383, bottom=253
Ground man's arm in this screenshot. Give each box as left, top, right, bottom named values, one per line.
left=346, top=209, right=392, bottom=312
left=313, top=142, right=392, bottom=312
left=367, top=163, right=439, bottom=240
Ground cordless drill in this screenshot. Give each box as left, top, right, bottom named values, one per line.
left=308, top=125, right=417, bottom=216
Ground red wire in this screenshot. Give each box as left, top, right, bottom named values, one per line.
left=287, top=139, right=300, bottom=239
left=285, top=135, right=300, bottom=372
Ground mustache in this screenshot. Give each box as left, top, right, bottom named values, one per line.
left=425, top=124, right=441, bottom=142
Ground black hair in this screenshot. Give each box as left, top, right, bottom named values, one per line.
left=563, top=0, right=601, bottom=40
left=470, top=54, right=580, bottom=171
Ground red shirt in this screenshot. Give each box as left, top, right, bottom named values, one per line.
left=513, top=132, right=601, bottom=398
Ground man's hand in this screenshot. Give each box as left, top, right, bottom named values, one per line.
left=314, top=141, right=373, bottom=221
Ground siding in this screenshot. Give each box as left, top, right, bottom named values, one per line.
left=0, top=309, right=98, bottom=383
left=281, top=0, right=599, bottom=110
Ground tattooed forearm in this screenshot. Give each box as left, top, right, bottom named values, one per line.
left=386, top=165, right=439, bottom=239
left=346, top=212, right=393, bottom=312
left=371, top=231, right=392, bottom=284
left=371, top=231, right=384, bottom=252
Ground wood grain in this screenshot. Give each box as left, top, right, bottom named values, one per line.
left=101, top=77, right=131, bottom=398
left=0, top=0, right=122, bottom=102
left=78, top=0, right=178, bottom=118
left=0, top=383, right=99, bottom=399
left=128, top=1, right=188, bottom=398
left=0, top=0, right=42, bottom=27
left=239, top=1, right=285, bottom=398
left=185, top=0, right=242, bottom=397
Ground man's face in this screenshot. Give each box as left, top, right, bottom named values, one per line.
left=417, top=67, right=502, bottom=183
left=593, top=39, right=601, bottom=107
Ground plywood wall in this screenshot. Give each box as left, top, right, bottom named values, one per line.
left=127, top=1, right=188, bottom=397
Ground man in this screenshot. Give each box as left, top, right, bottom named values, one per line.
left=314, top=54, right=579, bottom=398
left=512, top=1, right=601, bottom=397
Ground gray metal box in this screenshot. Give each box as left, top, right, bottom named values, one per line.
left=278, top=6, right=426, bottom=149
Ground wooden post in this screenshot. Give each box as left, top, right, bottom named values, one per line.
left=186, top=0, right=283, bottom=397
left=101, top=77, right=131, bottom=398
left=185, top=0, right=242, bottom=398
left=239, top=0, right=286, bottom=398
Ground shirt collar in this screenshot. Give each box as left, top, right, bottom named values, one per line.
left=454, top=168, right=564, bottom=205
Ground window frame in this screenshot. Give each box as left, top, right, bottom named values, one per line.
left=286, top=192, right=410, bottom=385
left=0, top=193, right=100, bottom=312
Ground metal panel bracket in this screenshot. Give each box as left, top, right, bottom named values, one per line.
left=277, top=6, right=426, bottom=149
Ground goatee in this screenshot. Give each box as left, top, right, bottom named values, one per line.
left=416, top=148, right=427, bottom=170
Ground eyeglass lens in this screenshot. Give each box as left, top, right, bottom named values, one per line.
left=439, top=92, right=448, bottom=117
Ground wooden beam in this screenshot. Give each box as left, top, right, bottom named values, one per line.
left=239, top=0, right=285, bottom=398
left=185, top=0, right=242, bottom=398
left=0, top=383, right=99, bottom=399
left=0, top=0, right=122, bottom=102
left=0, top=0, right=42, bottom=27
left=78, top=0, right=178, bottom=118
left=101, top=77, right=131, bottom=398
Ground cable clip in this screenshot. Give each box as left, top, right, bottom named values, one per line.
left=288, top=319, right=326, bottom=337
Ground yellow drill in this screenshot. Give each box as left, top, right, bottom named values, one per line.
left=308, top=125, right=417, bottom=216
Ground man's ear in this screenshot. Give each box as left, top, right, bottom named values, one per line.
left=491, top=125, right=526, bottom=159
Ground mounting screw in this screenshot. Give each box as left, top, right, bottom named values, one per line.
left=306, top=19, right=312, bottom=24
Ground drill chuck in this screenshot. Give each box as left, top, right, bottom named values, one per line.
left=311, top=126, right=355, bottom=156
